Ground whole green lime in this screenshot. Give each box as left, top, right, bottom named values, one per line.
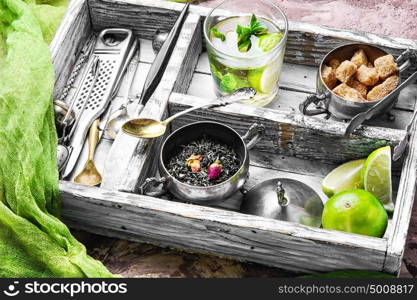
left=322, top=189, right=388, bottom=237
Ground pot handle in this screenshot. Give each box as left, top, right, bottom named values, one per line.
left=299, top=93, right=329, bottom=117
left=396, top=48, right=417, bottom=73
left=138, top=177, right=168, bottom=197
left=242, top=123, right=265, bottom=150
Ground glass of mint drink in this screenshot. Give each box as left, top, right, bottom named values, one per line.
left=204, top=0, right=288, bottom=107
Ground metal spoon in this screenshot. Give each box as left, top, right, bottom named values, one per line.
left=122, top=87, right=256, bottom=138
left=74, top=119, right=102, bottom=186
left=106, top=50, right=140, bottom=139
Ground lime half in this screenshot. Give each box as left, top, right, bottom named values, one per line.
left=322, top=159, right=365, bottom=198
left=258, top=33, right=283, bottom=52
left=247, top=63, right=279, bottom=94
left=361, top=146, right=394, bottom=212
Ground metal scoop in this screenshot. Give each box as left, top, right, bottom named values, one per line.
left=74, top=119, right=102, bottom=186
left=345, top=70, right=417, bottom=136
left=122, top=87, right=256, bottom=138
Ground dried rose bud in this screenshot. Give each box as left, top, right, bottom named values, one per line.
left=207, top=160, right=222, bottom=180
left=186, top=154, right=203, bottom=173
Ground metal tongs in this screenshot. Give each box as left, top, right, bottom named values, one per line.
left=345, top=49, right=417, bottom=136
left=393, top=96, right=417, bottom=161
left=135, top=2, right=190, bottom=111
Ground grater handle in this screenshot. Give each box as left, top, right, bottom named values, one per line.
left=96, top=28, right=133, bottom=50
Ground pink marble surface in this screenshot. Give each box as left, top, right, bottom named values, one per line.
left=199, top=0, right=417, bottom=40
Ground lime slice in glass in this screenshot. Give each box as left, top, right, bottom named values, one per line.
left=361, top=146, right=394, bottom=212
left=258, top=32, right=283, bottom=52
left=247, top=63, right=279, bottom=94
left=322, top=159, right=365, bottom=198
left=219, top=73, right=250, bottom=93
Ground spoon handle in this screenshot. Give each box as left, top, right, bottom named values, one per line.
left=162, top=87, right=256, bottom=125
left=87, top=119, right=100, bottom=161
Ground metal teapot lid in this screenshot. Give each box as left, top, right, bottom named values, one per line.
left=240, top=178, right=324, bottom=227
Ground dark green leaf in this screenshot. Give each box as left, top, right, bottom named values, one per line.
left=238, top=39, right=251, bottom=52
left=236, top=14, right=268, bottom=52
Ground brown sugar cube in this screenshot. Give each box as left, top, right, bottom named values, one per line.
left=335, top=60, right=357, bottom=83
left=367, top=75, right=399, bottom=101
left=355, top=65, right=379, bottom=86
left=333, top=83, right=366, bottom=102
left=374, top=54, right=398, bottom=80
left=347, top=78, right=368, bottom=98
left=321, top=65, right=337, bottom=89
left=329, top=59, right=341, bottom=69
left=351, top=49, right=368, bottom=67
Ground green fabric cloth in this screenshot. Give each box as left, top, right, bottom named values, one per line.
left=0, top=0, right=114, bottom=277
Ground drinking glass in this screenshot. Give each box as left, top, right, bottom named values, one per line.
left=203, top=0, right=288, bottom=106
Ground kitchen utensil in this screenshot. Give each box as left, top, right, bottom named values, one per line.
left=56, top=58, right=101, bottom=174
left=108, top=38, right=139, bottom=101
left=393, top=97, right=417, bottom=161
left=54, top=100, right=76, bottom=138
left=74, top=119, right=102, bottom=186
left=62, top=28, right=134, bottom=178
left=122, top=87, right=256, bottom=138
left=345, top=70, right=417, bottom=136
left=98, top=38, right=139, bottom=136
left=240, top=178, right=324, bottom=227
left=152, top=31, right=169, bottom=54
left=106, top=48, right=141, bottom=139
left=138, top=3, right=189, bottom=107
left=139, top=121, right=265, bottom=203
left=299, top=44, right=417, bottom=120
left=56, top=38, right=96, bottom=103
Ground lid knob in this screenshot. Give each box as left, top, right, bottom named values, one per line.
left=276, top=181, right=289, bottom=207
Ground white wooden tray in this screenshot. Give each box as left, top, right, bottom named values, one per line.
left=52, top=0, right=417, bottom=275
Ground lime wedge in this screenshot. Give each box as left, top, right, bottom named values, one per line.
left=322, top=159, right=365, bottom=198
left=247, top=63, right=279, bottom=94
left=258, top=32, right=283, bottom=52
left=361, top=146, right=394, bottom=212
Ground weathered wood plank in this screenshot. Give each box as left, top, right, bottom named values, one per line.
left=101, top=13, right=202, bottom=192
left=187, top=71, right=416, bottom=130
left=89, top=0, right=185, bottom=39
left=169, top=93, right=405, bottom=164
left=60, top=180, right=388, bottom=273
left=89, top=0, right=417, bottom=65
left=50, top=0, right=91, bottom=99
left=385, top=108, right=417, bottom=274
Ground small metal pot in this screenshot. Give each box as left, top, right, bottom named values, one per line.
left=139, top=121, right=265, bottom=203
left=299, top=43, right=416, bottom=120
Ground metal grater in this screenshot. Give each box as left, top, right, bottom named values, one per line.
left=63, top=28, right=134, bottom=178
